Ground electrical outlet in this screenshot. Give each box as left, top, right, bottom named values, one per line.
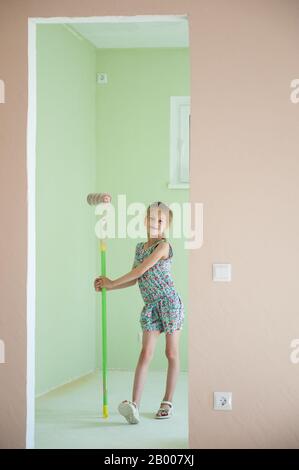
left=213, top=392, right=232, bottom=410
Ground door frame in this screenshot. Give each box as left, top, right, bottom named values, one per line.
left=26, top=12, right=188, bottom=449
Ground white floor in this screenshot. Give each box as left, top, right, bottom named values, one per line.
left=35, top=370, right=188, bottom=449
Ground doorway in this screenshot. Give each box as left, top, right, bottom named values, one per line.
left=27, top=14, right=190, bottom=449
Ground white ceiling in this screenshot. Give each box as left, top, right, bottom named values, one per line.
left=69, top=17, right=189, bottom=49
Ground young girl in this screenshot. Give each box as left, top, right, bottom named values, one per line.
left=94, top=201, right=184, bottom=424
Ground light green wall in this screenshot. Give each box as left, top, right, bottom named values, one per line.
left=36, top=25, right=98, bottom=395
left=95, top=49, right=189, bottom=371
left=36, top=26, right=189, bottom=396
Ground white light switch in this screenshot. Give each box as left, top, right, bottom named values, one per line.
left=214, top=392, right=232, bottom=410
left=212, top=263, right=231, bottom=282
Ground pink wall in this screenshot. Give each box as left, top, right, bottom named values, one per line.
left=1, top=0, right=299, bottom=448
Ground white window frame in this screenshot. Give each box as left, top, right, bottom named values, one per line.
left=168, top=96, right=190, bottom=189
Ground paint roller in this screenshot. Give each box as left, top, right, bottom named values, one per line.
left=87, top=192, right=112, bottom=419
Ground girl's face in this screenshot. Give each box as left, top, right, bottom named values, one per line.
left=145, top=208, right=168, bottom=239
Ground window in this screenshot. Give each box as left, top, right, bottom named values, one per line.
left=168, top=96, right=190, bottom=189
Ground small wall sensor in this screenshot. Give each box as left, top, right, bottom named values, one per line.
left=97, top=73, right=108, bottom=84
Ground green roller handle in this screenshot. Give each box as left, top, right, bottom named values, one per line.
left=100, top=240, right=109, bottom=418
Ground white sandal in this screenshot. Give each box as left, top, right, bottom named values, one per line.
left=118, top=400, right=140, bottom=424
left=155, top=400, right=173, bottom=419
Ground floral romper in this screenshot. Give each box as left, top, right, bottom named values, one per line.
left=132, top=240, right=184, bottom=335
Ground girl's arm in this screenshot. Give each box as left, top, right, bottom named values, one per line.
left=108, top=279, right=136, bottom=290
left=94, top=278, right=136, bottom=292
left=94, top=259, right=137, bottom=292
left=110, top=242, right=169, bottom=289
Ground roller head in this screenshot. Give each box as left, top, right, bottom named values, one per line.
left=87, top=193, right=112, bottom=205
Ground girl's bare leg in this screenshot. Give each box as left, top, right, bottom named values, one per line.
left=132, top=330, right=161, bottom=408
left=157, top=329, right=181, bottom=415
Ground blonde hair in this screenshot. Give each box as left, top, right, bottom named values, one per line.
left=146, top=201, right=173, bottom=237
